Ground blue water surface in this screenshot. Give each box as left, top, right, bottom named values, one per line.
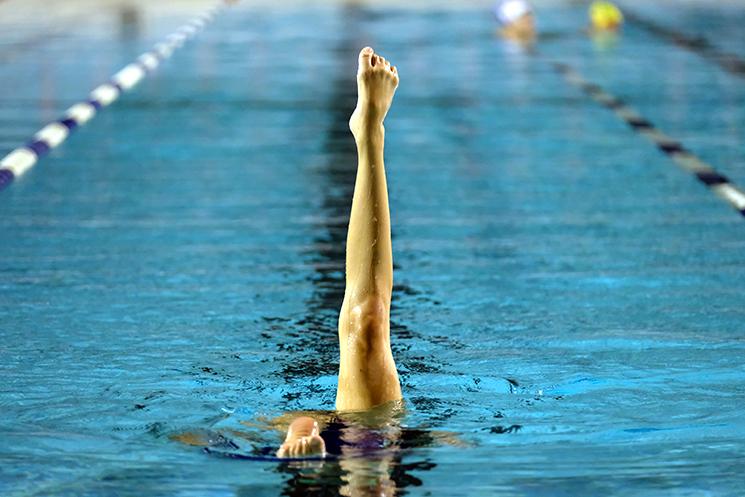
left=1, top=1, right=744, bottom=496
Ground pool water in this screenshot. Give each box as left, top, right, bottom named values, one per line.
left=2, top=1, right=745, bottom=495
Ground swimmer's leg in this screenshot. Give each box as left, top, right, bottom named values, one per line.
left=276, top=416, right=326, bottom=458
left=336, top=47, right=402, bottom=411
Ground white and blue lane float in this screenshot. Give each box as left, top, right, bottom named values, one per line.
left=0, top=1, right=232, bottom=192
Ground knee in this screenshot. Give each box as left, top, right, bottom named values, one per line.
left=347, top=294, right=389, bottom=337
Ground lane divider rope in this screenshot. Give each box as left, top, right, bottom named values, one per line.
left=0, top=1, right=230, bottom=192
left=622, top=7, right=745, bottom=80
left=553, top=62, right=745, bottom=218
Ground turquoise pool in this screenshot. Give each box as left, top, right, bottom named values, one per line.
left=1, top=1, right=744, bottom=495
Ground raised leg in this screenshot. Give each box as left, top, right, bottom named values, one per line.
left=336, top=47, right=402, bottom=411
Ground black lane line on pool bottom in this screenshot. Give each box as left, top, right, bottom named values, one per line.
left=622, top=7, right=745, bottom=80
left=552, top=62, right=745, bottom=218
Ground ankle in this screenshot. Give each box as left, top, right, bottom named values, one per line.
left=350, top=113, right=384, bottom=141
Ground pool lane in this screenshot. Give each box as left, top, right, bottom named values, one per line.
left=0, top=0, right=216, bottom=179
left=618, top=1, right=745, bottom=66
left=2, top=2, right=745, bottom=496
left=552, top=61, right=745, bottom=216
left=384, top=8, right=745, bottom=494
left=0, top=5, right=349, bottom=494
left=621, top=6, right=745, bottom=80
left=0, top=3, right=227, bottom=190
left=541, top=2, right=745, bottom=201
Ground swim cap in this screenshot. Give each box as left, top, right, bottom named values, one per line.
left=494, top=0, right=533, bottom=26
left=589, top=1, right=623, bottom=30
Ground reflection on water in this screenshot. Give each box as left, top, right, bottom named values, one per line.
left=118, top=4, right=142, bottom=40
left=590, top=30, right=620, bottom=51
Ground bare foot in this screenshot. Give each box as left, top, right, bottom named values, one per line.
left=349, top=46, right=399, bottom=139
left=276, top=416, right=326, bottom=458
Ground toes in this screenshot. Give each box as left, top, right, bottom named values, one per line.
left=359, top=46, right=398, bottom=76
left=309, top=435, right=326, bottom=454
left=291, top=440, right=302, bottom=456
left=276, top=442, right=288, bottom=458
left=277, top=435, right=326, bottom=458
left=358, top=46, right=374, bottom=71
left=293, top=438, right=307, bottom=456
left=279, top=440, right=302, bottom=458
